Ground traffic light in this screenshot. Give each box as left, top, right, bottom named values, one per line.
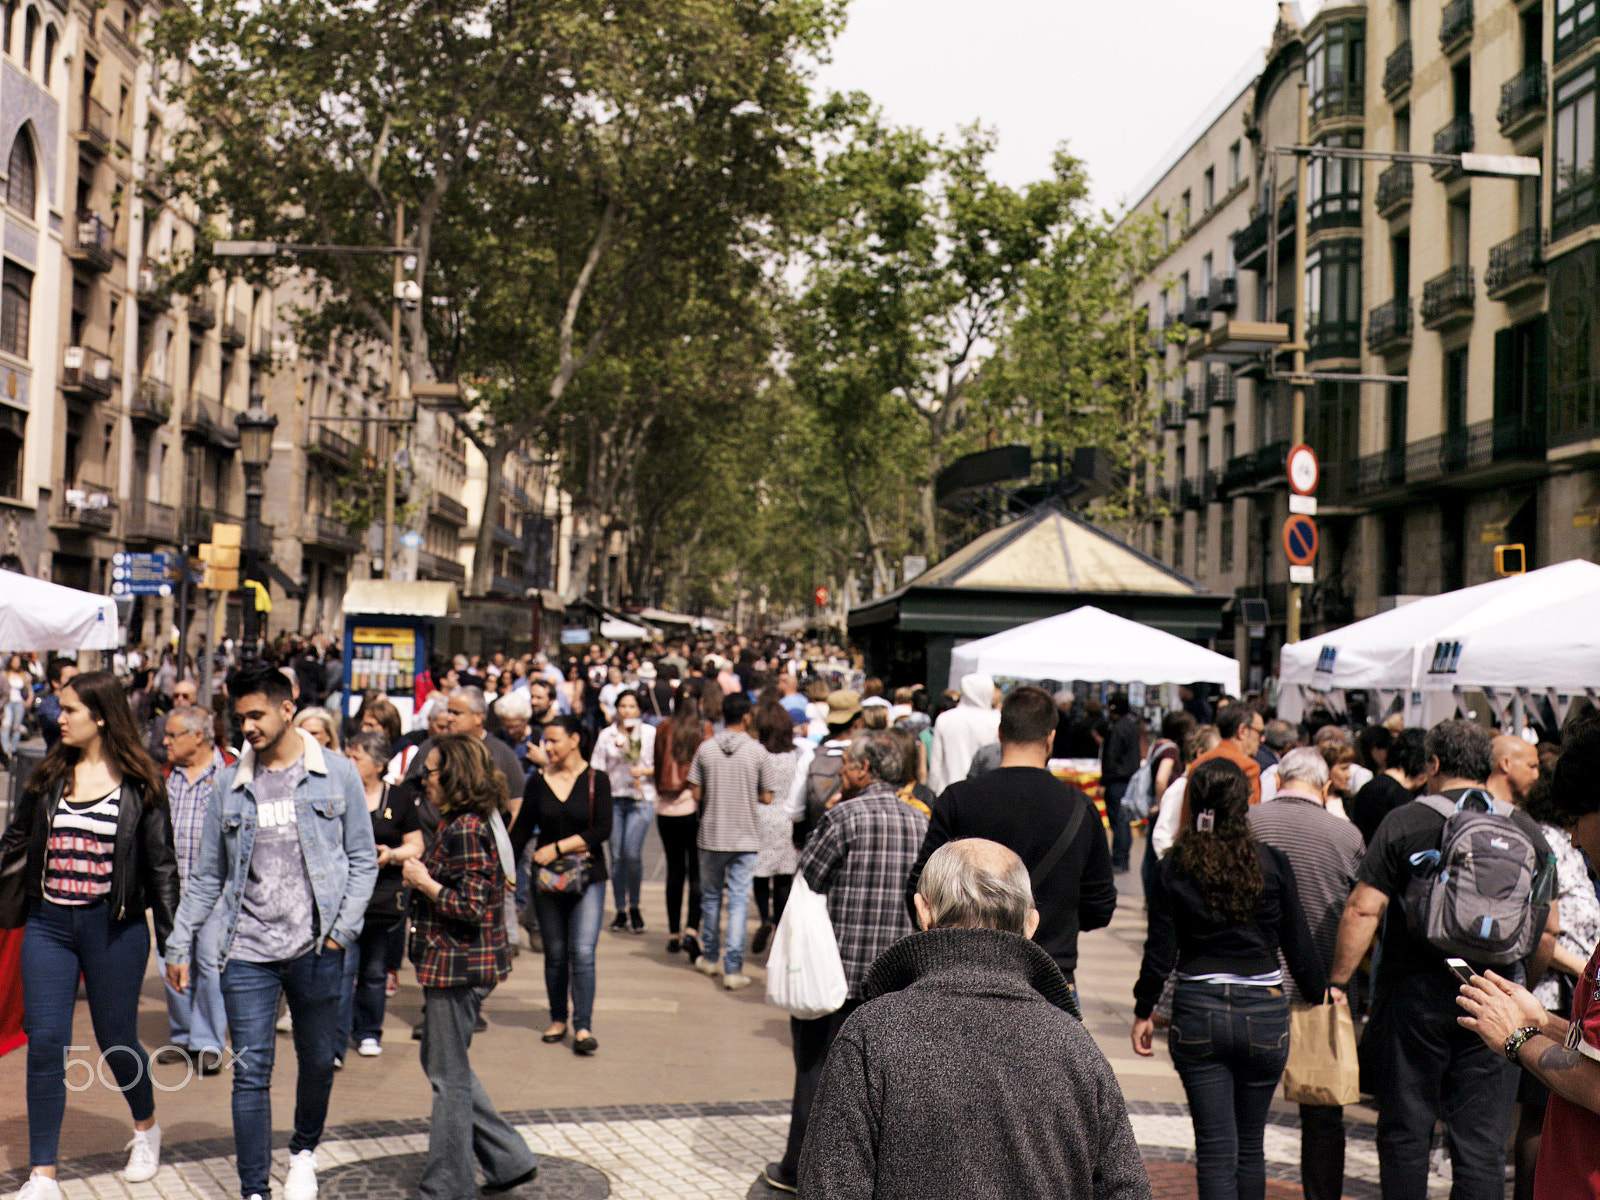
left=1494, top=543, right=1526, bottom=576
left=199, top=523, right=242, bottom=591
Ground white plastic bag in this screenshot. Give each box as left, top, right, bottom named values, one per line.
left=765, top=873, right=847, bottom=1019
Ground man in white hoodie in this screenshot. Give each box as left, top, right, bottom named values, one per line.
left=927, top=674, right=1001, bottom=795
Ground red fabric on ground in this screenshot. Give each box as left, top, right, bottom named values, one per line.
left=0, top=926, right=25, bottom=1055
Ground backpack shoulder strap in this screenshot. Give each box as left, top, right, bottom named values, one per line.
left=1416, top=794, right=1459, bottom=821
left=1032, top=793, right=1089, bottom=888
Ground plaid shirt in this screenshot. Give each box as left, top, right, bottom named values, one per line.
left=408, top=812, right=511, bottom=988
left=799, top=781, right=928, bottom=998
left=167, top=749, right=224, bottom=883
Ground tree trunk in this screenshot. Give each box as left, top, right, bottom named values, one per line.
left=469, top=440, right=512, bottom=596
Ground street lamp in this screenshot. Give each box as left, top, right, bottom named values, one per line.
left=236, top=391, right=278, bottom=658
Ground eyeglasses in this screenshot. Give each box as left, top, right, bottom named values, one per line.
left=422, top=765, right=443, bottom=778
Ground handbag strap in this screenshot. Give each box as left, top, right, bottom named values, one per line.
left=1031, top=795, right=1089, bottom=890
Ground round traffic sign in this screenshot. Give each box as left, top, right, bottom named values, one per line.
left=1287, top=444, right=1320, bottom=495
left=1283, top=514, right=1319, bottom=566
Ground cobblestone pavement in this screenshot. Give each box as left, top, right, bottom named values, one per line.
left=0, top=803, right=1447, bottom=1198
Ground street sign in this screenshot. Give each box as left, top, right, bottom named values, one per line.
left=1289, top=564, right=1315, bottom=584
left=110, top=551, right=177, bottom=597
left=1287, top=444, right=1320, bottom=495
left=1283, top=514, right=1319, bottom=566
left=400, top=530, right=423, bottom=550
left=1288, top=493, right=1318, bottom=516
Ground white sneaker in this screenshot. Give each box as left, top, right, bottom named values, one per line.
left=722, top=973, right=753, bottom=991
left=357, top=1037, right=382, bottom=1057
left=276, top=1010, right=294, bottom=1034
left=694, top=956, right=723, bottom=977
left=284, top=1148, right=318, bottom=1200
left=18, top=1174, right=64, bottom=1200
left=123, top=1122, right=161, bottom=1182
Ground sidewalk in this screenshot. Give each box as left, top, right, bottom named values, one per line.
left=0, top=819, right=1423, bottom=1198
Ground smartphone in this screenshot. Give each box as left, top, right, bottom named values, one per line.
left=1446, top=957, right=1474, bottom=984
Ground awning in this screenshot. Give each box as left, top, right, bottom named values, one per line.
left=341, top=579, right=461, bottom=618
left=0, top=569, right=121, bottom=650
left=253, top=559, right=306, bottom=599
left=600, top=617, right=650, bottom=641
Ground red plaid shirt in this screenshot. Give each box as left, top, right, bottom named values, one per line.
left=408, top=812, right=511, bottom=988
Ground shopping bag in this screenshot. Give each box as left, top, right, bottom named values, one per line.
left=765, top=874, right=847, bottom=1019
left=1282, top=1000, right=1361, bottom=1106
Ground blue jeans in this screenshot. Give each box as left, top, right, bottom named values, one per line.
left=1105, top=778, right=1132, bottom=869
left=161, top=904, right=228, bottom=1056
left=2, top=698, right=25, bottom=755
left=419, top=984, right=538, bottom=1200
left=1168, top=981, right=1291, bottom=1200
left=221, top=946, right=346, bottom=1198
left=610, top=798, right=651, bottom=911
left=533, top=881, right=604, bottom=1031
left=337, top=919, right=399, bottom=1049
left=699, top=849, right=757, bottom=975
left=22, top=899, right=155, bottom=1168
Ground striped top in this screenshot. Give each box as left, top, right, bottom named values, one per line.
left=43, top=787, right=122, bottom=904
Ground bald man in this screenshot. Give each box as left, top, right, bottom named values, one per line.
left=1487, top=733, right=1540, bottom=808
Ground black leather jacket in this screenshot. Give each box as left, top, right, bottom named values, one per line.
left=0, top=776, right=181, bottom=954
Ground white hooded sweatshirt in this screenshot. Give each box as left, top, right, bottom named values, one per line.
left=927, top=673, right=1001, bottom=795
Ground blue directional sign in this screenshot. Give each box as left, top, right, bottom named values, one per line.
left=110, top=551, right=178, bottom=597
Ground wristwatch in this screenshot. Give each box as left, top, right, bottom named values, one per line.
left=1504, top=1025, right=1541, bottom=1064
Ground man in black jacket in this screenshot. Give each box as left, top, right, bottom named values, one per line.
left=801, top=838, right=1150, bottom=1200
left=1101, top=692, right=1142, bottom=871
left=905, top=685, right=1117, bottom=1014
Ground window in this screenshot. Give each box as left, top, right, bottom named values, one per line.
left=1395, top=108, right=1411, bottom=152
left=1556, top=0, right=1597, bottom=63
left=1196, top=512, right=1209, bottom=579
left=1307, top=20, right=1366, bottom=120
left=1228, top=141, right=1242, bottom=186
left=40, top=23, right=51, bottom=85
left=1201, top=253, right=1214, bottom=294
left=20, top=4, right=34, bottom=73
left=1554, top=64, right=1598, bottom=239
left=1, top=260, right=31, bottom=358
left=1305, top=239, right=1363, bottom=359
left=1396, top=0, right=1411, bottom=41
left=1307, top=131, right=1363, bottom=232
left=1174, top=520, right=1186, bottom=575
left=2, top=3, right=12, bottom=58
left=1387, top=382, right=1408, bottom=448
left=6, top=130, right=34, bottom=217
left=1180, top=189, right=1191, bottom=226
left=1202, top=167, right=1215, bottom=211
left=1220, top=502, right=1235, bottom=572
left=1445, top=347, right=1469, bottom=432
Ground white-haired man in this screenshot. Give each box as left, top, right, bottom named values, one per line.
left=799, top=838, right=1150, bottom=1200
left=1248, top=747, right=1365, bottom=1200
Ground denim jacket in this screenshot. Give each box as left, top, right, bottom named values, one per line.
left=165, top=728, right=377, bottom=968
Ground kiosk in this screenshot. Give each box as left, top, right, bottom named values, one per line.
left=339, top=580, right=460, bottom=726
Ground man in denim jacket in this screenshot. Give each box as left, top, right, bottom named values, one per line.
left=166, top=663, right=376, bottom=1200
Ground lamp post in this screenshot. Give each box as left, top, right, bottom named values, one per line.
left=236, top=392, right=278, bottom=659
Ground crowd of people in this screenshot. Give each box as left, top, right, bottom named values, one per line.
left=8, top=625, right=1600, bottom=1200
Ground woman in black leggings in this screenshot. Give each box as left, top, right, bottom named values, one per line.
left=652, top=687, right=711, bottom=960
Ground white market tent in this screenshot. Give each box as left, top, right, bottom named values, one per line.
left=946, top=605, right=1241, bottom=695
left=1278, top=559, right=1600, bottom=726
left=0, top=569, right=121, bottom=651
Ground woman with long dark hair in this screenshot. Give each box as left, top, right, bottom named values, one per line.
left=591, top=690, right=655, bottom=934
left=0, top=670, right=179, bottom=1196
left=508, top=713, right=612, bottom=1055
left=402, top=733, right=537, bottom=1197
left=1131, top=757, right=1327, bottom=1200
left=654, top=686, right=711, bottom=958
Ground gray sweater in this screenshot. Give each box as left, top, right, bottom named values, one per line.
left=798, top=928, right=1151, bottom=1200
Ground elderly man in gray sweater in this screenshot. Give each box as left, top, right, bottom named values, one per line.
left=798, top=838, right=1151, bottom=1200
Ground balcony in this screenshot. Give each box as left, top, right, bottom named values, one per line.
left=307, top=423, right=358, bottom=466
left=310, top=513, right=362, bottom=554
left=1376, top=163, right=1414, bottom=218
left=55, top=480, right=116, bottom=533
left=1181, top=294, right=1210, bottom=328
left=1179, top=478, right=1202, bottom=510
left=222, top=310, right=248, bottom=350
left=1277, top=190, right=1298, bottom=232
left=430, top=491, right=469, bottom=525
left=1440, top=0, right=1473, bottom=51
left=1220, top=441, right=1289, bottom=495
left=1233, top=212, right=1270, bottom=270
left=189, top=290, right=217, bottom=330
left=1356, top=448, right=1406, bottom=495
left=123, top=496, right=178, bottom=544
left=1421, top=266, right=1475, bottom=329
left=1407, top=418, right=1546, bottom=483
left=1308, top=319, right=1361, bottom=362
left=1485, top=228, right=1544, bottom=300
left=1498, top=62, right=1548, bottom=137
left=136, top=258, right=164, bottom=312
left=79, top=97, right=111, bottom=155
left=1367, top=297, right=1413, bottom=354
left=182, top=394, right=240, bottom=449
left=62, top=346, right=114, bottom=400
left=418, top=549, right=466, bottom=585
left=490, top=573, right=527, bottom=597
left=1184, top=384, right=1208, bottom=420
left=1162, top=400, right=1186, bottom=431
left=1208, top=276, right=1238, bottom=313
left=1205, top=371, right=1237, bottom=407
left=67, top=216, right=114, bottom=273
left=131, top=377, right=173, bottom=424
left=1432, top=115, right=1474, bottom=179
left=1384, top=40, right=1413, bottom=99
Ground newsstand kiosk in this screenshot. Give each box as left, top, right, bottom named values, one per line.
left=339, top=580, right=460, bottom=727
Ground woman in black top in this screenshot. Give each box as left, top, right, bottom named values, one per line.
left=1130, top=758, right=1328, bottom=1200
left=508, top=714, right=612, bottom=1055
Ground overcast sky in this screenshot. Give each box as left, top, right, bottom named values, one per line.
left=810, top=0, right=1292, bottom=213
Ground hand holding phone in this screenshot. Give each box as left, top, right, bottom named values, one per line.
left=1446, top=957, right=1474, bottom=984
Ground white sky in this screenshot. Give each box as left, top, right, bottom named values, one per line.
left=809, top=0, right=1288, bottom=213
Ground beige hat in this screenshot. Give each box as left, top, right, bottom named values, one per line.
left=637, top=661, right=657, bottom=679
left=826, top=689, right=862, bottom=726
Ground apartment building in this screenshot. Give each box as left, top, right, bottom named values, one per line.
left=1124, top=0, right=1588, bottom=687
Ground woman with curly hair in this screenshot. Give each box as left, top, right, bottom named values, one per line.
left=1130, top=757, right=1327, bottom=1200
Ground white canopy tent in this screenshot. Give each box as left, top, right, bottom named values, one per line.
left=1278, top=560, right=1600, bottom=726
left=946, top=605, right=1241, bottom=695
left=0, top=569, right=121, bottom=651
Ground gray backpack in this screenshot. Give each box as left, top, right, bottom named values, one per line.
left=1401, top=791, right=1542, bottom=966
